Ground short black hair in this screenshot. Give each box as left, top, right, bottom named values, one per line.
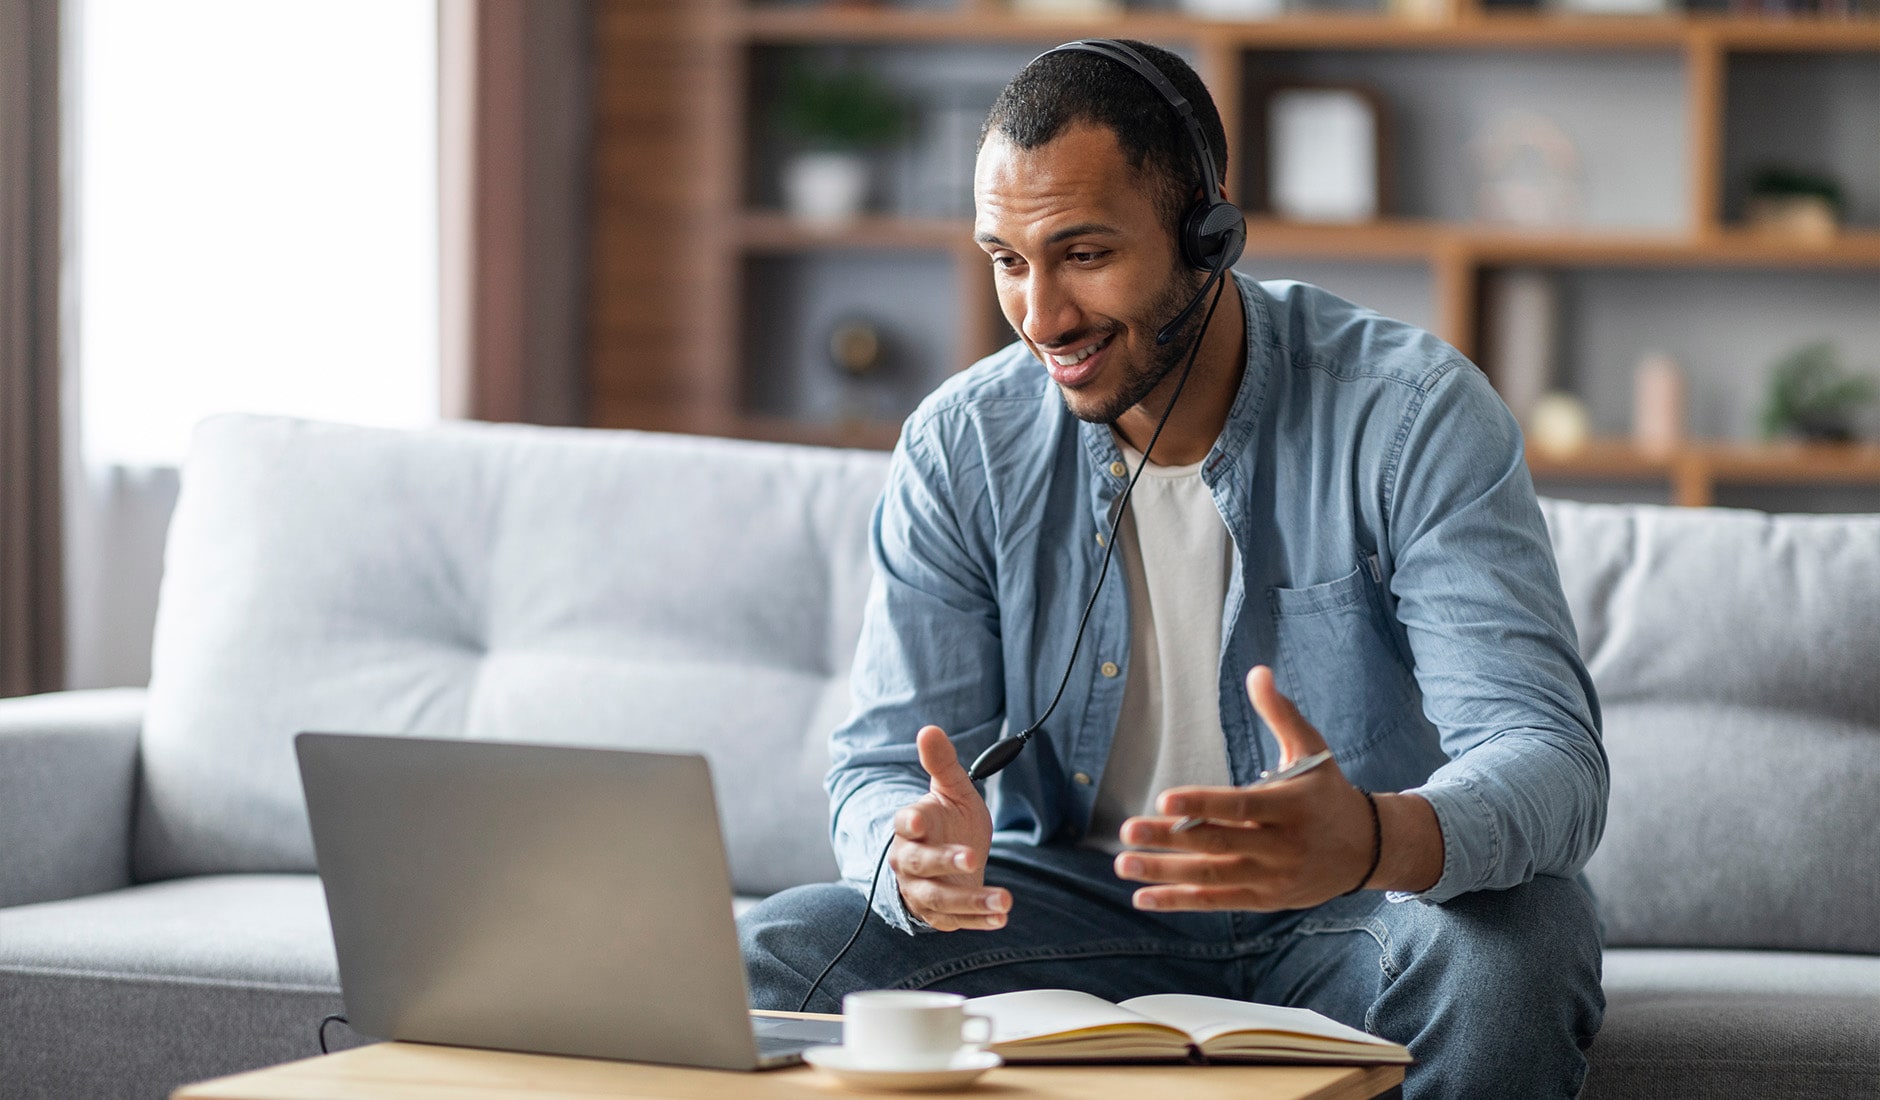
left=979, top=40, right=1229, bottom=236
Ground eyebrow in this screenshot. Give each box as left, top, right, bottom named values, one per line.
left=974, top=222, right=1123, bottom=248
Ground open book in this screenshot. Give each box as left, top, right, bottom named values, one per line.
left=966, top=990, right=1412, bottom=1065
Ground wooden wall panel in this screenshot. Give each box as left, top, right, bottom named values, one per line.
left=589, top=0, right=731, bottom=428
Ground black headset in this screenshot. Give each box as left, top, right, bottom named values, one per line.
left=964, top=39, right=1247, bottom=784
left=1048, top=39, right=1246, bottom=279
left=797, top=43, right=1248, bottom=1009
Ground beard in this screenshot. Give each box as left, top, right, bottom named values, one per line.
left=1062, top=264, right=1210, bottom=426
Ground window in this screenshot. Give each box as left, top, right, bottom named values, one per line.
left=75, top=0, right=437, bottom=466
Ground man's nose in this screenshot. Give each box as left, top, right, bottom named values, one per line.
left=1020, top=269, right=1080, bottom=349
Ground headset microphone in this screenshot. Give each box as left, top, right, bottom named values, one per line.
left=1155, top=263, right=1228, bottom=348
left=798, top=39, right=1243, bottom=1013
left=964, top=271, right=1229, bottom=786
left=966, top=37, right=1243, bottom=782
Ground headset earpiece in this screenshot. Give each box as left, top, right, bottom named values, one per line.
left=1184, top=196, right=1246, bottom=273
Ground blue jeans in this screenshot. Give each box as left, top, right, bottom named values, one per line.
left=739, top=843, right=1604, bottom=1099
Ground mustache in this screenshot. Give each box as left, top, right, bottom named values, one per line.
left=1036, top=324, right=1120, bottom=352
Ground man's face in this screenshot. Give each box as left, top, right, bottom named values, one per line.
left=974, top=123, right=1203, bottom=425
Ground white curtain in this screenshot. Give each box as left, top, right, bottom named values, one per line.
left=63, top=0, right=439, bottom=687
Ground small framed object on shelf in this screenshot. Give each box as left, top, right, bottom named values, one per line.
left=1253, top=83, right=1390, bottom=225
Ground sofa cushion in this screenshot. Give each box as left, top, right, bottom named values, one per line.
left=1541, top=498, right=1880, bottom=726
left=1541, top=500, right=1880, bottom=953
left=138, top=417, right=890, bottom=893
left=1592, top=701, right=1880, bottom=953
left=0, top=874, right=338, bottom=986
left=0, top=875, right=347, bottom=1099
left=1586, top=948, right=1880, bottom=1099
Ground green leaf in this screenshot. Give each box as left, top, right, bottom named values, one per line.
left=777, top=63, right=908, bottom=151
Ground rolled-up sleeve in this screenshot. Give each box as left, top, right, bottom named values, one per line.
left=827, top=419, right=1007, bottom=932
left=1382, top=362, right=1607, bottom=904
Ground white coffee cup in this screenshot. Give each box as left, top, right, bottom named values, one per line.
left=841, top=990, right=993, bottom=1069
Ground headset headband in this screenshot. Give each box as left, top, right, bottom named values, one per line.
left=1036, top=39, right=1229, bottom=210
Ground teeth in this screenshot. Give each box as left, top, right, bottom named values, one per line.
left=1050, top=336, right=1107, bottom=367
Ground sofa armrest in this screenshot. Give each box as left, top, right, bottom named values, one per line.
left=0, top=687, right=144, bottom=908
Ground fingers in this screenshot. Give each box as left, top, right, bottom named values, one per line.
left=914, top=725, right=978, bottom=802
left=1114, top=848, right=1258, bottom=886
left=893, top=803, right=928, bottom=843
left=898, top=876, right=1012, bottom=932
left=1129, top=884, right=1274, bottom=912
left=1121, top=816, right=1260, bottom=855
left=1154, top=785, right=1295, bottom=825
left=1114, top=820, right=1290, bottom=913
left=894, top=726, right=1002, bottom=932
left=892, top=838, right=983, bottom=878
left=1246, top=665, right=1330, bottom=767
left=892, top=798, right=990, bottom=853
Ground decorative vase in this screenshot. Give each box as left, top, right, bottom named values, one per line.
left=1529, top=391, right=1592, bottom=458
left=1632, top=352, right=1686, bottom=458
left=782, top=151, right=872, bottom=227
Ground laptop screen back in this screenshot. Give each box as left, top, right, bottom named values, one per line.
left=296, top=732, right=762, bottom=1070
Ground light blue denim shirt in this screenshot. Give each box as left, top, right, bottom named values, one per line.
left=828, top=273, right=1606, bottom=932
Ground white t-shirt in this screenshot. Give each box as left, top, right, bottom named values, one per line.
left=1084, top=437, right=1235, bottom=855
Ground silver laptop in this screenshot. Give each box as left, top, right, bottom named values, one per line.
left=295, top=732, right=843, bottom=1070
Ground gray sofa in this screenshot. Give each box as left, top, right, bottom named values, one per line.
left=1, top=414, right=1875, bottom=1098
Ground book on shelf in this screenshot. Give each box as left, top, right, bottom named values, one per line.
left=967, top=989, right=1414, bottom=1065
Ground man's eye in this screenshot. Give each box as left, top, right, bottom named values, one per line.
left=1067, top=250, right=1108, bottom=264
left=991, top=255, right=1020, bottom=270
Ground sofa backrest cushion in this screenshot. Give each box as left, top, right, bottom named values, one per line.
left=137, top=416, right=890, bottom=894
left=1541, top=498, right=1880, bottom=954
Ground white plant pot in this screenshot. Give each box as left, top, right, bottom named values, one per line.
left=783, top=152, right=872, bottom=227
left=1178, top=0, right=1284, bottom=19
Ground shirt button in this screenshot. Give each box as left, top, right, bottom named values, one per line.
left=1109, top=460, right=1127, bottom=477
left=1095, top=532, right=1107, bottom=548
left=1100, top=661, right=1120, bottom=678
left=1073, top=772, right=1092, bottom=785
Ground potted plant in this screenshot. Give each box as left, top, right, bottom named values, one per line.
left=1759, top=341, right=1876, bottom=443
left=1745, top=166, right=1844, bottom=244
left=775, top=63, right=908, bottom=226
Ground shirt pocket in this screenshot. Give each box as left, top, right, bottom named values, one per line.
left=1266, top=559, right=1418, bottom=764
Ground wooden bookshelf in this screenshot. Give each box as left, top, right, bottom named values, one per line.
left=590, top=2, right=1880, bottom=507
left=1528, top=439, right=1880, bottom=506
left=729, top=8, right=1880, bottom=51
left=739, top=212, right=973, bottom=251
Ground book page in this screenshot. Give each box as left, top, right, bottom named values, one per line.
left=966, top=989, right=1170, bottom=1043
left=1120, top=993, right=1408, bottom=1059
left=964, top=990, right=1193, bottom=1060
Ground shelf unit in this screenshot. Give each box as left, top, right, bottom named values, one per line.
left=1527, top=438, right=1880, bottom=506
left=588, top=0, right=1880, bottom=503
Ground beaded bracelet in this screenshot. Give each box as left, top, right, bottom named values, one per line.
left=1342, top=787, right=1382, bottom=897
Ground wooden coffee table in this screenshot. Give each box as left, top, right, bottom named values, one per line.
left=173, top=1040, right=1403, bottom=1099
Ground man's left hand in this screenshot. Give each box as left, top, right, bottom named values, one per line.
left=1114, top=665, right=1378, bottom=912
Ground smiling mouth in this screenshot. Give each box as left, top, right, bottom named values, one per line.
left=1042, top=333, right=1114, bottom=385
left=1050, top=334, right=1110, bottom=366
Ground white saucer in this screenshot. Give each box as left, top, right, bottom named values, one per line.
left=801, top=1045, right=1002, bottom=1092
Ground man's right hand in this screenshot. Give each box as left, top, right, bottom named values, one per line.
left=888, top=726, right=1011, bottom=931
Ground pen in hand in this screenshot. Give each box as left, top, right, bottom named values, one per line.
left=1167, top=749, right=1336, bottom=833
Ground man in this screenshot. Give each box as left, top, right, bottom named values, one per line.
left=740, top=40, right=1606, bottom=1098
